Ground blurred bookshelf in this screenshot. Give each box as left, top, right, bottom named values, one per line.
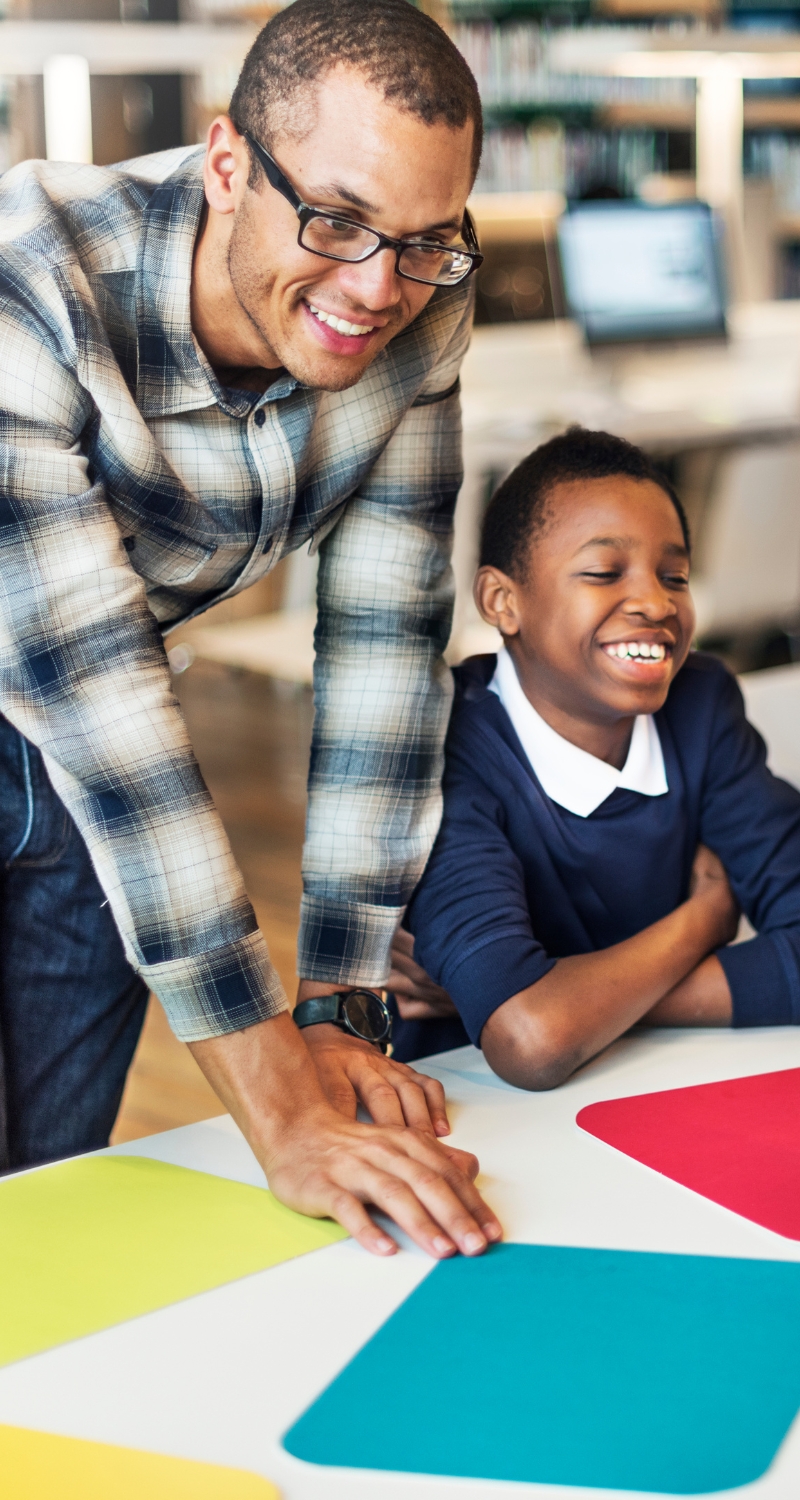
left=446, top=0, right=800, bottom=314
left=3, top=1, right=800, bottom=299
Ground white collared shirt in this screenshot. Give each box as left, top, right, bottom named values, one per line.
left=488, top=646, right=669, bottom=818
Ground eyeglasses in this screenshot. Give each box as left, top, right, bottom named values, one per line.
left=242, top=130, right=483, bottom=288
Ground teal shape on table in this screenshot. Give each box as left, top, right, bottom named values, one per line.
left=283, top=1242, right=800, bottom=1493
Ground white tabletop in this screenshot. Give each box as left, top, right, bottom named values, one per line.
left=2, top=1027, right=800, bottom=1499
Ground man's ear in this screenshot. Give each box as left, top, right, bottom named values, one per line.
left=474, top=565, right=522, bottom=638
left=203, top=115, right=250, bottom=217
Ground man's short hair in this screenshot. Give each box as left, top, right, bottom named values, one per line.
left=229, top=0, right=482, bottom=183
left=480, top=427, right=691, bottom=579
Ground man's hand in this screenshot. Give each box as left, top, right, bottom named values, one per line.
left=190, top=1012, right=502, bottom=1260
left=388, top=927, right=459, bottom=1021
left=302, top=1021, right=452, bottom=1136
left=295, top=975, right=452, bottom=1136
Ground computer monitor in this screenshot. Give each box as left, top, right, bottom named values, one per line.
left=557, top=200, right=727, bottom=346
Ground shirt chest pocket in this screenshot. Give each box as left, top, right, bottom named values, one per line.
left=121, top=529, right=218, bottom=587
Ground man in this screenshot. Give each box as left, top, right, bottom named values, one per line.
left=0, top=0, right=501, bottom=1258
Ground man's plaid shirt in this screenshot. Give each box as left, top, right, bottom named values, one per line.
left=0, top=146, right=470, bottom=1040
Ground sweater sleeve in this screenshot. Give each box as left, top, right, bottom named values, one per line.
left=407, top=720, right=555, bottom=1045
left=699, top=668, right=800, bottom=1026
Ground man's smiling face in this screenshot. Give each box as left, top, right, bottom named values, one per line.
left=204, top=66, right=475, bottom=393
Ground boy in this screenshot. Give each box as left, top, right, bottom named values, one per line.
left=391, top=427, right=800, bottom=1086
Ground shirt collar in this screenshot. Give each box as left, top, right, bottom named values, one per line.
left=135, top=149, right=300, bottom=420
left=489, top=646, right=668, bottom=817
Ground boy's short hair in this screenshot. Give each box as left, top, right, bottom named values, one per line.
left=230, top=0, right=483, bottom=183
left=480, top=427, right=691, bottom=580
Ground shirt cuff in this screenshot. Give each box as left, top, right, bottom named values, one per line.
left=443, top=937, right=556, bottom=1047
left=717, top=934, right=797, bottom=1027
left=146, top=929, right=289, bottom=1042
left=297, top=894, right=402, bottom=985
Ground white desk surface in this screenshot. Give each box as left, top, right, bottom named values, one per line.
left=2, top=1028, right=800, bottom=1499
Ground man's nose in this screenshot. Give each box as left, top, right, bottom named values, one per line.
left=337, top=247, right=403, bottom=311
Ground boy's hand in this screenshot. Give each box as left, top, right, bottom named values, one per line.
left=689, top=844, right=740, bottom=948
left=389, top=927, right=459, bottom=1020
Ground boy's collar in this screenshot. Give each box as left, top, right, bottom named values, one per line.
left=487, top=646, right=668, bottom=817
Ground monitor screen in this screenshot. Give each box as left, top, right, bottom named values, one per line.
left=557, top=201, right=727, bottom=346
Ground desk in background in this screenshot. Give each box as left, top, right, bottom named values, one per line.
left=453, top=300, right=800, bottom=652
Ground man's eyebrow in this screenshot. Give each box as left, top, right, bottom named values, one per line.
left=308, top=183, right=462, bottom=234
left=310, top=181, right=379, bottom=214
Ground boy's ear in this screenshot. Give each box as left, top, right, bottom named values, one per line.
left=474, top=565, right=522, bottom=637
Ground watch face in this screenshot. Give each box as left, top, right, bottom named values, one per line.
left=341, top=990, right=391, bottom=1043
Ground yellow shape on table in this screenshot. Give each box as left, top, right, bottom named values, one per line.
left=0, top=1154, right=346, bottom=1367
left=0, top=1423, right=279, bottom=1499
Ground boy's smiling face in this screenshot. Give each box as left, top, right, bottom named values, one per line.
left=475, top=472, right=695, bottom=765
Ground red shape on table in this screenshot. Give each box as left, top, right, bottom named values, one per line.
left=577, top=1068, right=800, bottom=1241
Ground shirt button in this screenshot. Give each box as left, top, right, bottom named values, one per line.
left=254, top=409, right=266, bottom=427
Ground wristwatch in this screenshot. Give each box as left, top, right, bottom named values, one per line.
left=293, top=989, right=393, bottom=1053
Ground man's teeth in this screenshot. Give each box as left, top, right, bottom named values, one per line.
left=308, top=304, right=375, bottom=337
left=606, top=642, right=667, bottom=661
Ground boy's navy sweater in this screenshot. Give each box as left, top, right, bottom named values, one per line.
left=405, top=651, right=800, bottom=1052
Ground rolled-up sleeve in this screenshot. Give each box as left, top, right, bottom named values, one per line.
left=0, top=260, right=286, bottom=1040
left=699, top=670, right=800, bottom=1026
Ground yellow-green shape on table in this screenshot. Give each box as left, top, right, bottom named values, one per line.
left=0, top=1423, right=280, bottom=1499
left=0, top=1154, right=346, bottom=1367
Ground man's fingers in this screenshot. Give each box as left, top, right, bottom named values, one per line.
left=342, top=1051, right=446, bottom=1136
left=326, top=1187, right=399, bottom=1257
left=351, top=1069, right=407, bottom=1128
left=391, top=1074, right=444, bottom=1136
left=321, top=1156, right=460, bottom=1259
left=266, top=1114, right=502, bottom=1258
left=363, top=1132, right=501, bottom=1255
left=399, top=1132, right=502, bottom=1244
left=370, top=1149, right=489, bottom=1257
left=404, top=1068, right=450, bottom=1135
left=348, top=1059, right=444, bottom=1138
left=436, top=1141, right=480, bottom=1180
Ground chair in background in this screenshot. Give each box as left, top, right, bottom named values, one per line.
left=691, top=440, right=800, bottom=642
left=739, top=661, right=800, bottom=790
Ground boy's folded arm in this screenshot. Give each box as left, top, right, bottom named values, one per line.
left=695, top=666, right=800, bottom=1028
left=481, top=852, right=736, bottom=1092
left=643, top=953, right=732, bottom=1027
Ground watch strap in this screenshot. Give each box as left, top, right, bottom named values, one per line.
left=293, top=994, right=343, bottom=1029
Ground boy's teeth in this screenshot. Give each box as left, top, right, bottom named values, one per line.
left=607, top=642, right=666, bottom=661
left=308, top=304, right=375, bottom=336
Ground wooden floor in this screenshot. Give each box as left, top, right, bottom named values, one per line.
left=112, top=661, right=314, bottom=1144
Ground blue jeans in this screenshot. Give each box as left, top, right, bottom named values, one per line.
left=0, top=716, right=148, bottom=1171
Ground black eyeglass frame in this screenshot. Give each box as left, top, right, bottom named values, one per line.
left=242, top=130, right=483, bottom=287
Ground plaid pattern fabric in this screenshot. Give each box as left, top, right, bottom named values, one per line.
left=0, top=147, right=470, bottom=1040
